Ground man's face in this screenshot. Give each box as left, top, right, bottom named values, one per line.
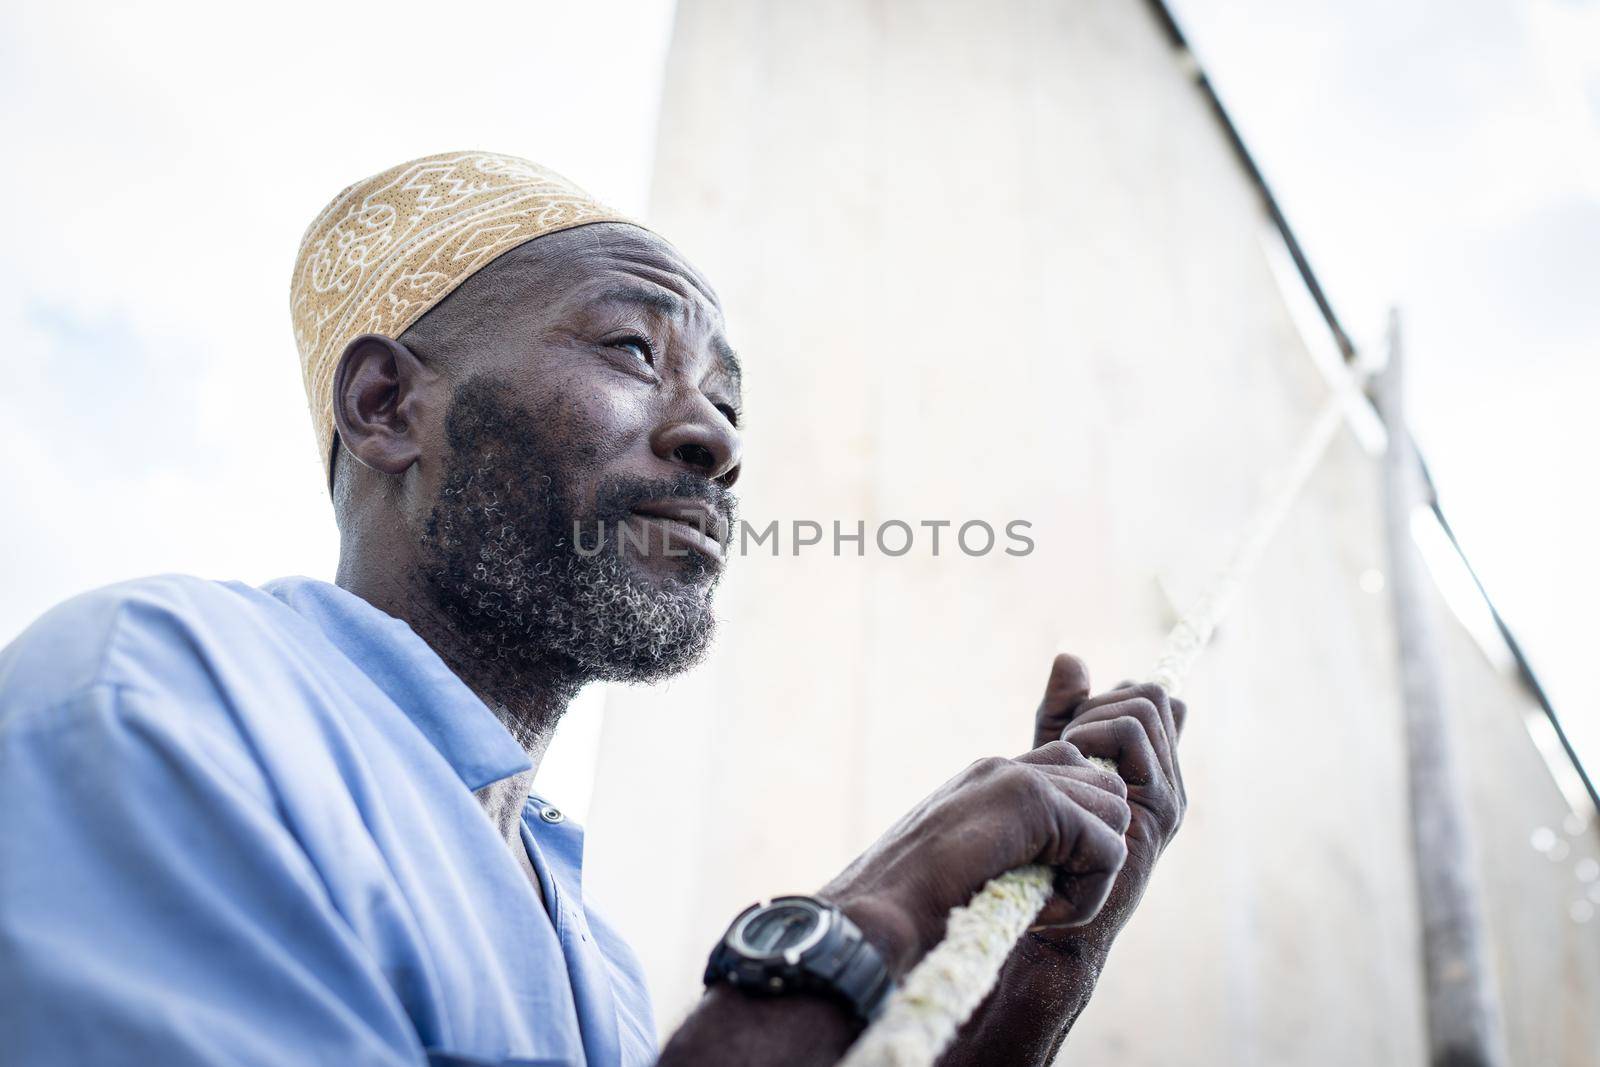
left=399, top=224, right=743, bottom=686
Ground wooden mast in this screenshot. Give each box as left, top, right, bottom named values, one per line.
left=1376, top=309, right=1510, bottom=1067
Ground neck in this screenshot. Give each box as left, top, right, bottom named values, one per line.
left=335, top=553, right=578, bottom=769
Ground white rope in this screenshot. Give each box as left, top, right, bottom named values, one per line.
left=840, top=397, right=1347, bottom=1067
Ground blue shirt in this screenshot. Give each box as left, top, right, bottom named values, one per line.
left=0, top=575, right=656, bottom=1067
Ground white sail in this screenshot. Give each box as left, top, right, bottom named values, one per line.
left=580, top=1, right=1600, bottom=1062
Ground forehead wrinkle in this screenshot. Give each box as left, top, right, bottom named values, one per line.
left=602, top=248, right=723, bottom=312
left=586, top=262, right=725, bottom=337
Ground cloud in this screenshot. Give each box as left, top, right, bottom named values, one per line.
left=0, top=0, right=675, bottom=644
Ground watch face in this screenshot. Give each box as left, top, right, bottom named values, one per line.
left=734, top=900, right=827, bottom=958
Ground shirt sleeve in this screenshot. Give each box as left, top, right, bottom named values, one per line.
left=0, top=682, right=428, bottom=1067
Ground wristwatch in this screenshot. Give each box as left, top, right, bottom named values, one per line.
left=704, top=895, right=894, bottom=1021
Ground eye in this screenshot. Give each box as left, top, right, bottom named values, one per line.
left=714, top=402, right=741, bottom=427
left=610, top=334, right=655, bottom=367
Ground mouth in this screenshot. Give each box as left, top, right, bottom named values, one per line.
left=630, top=499, right=730, bottom=565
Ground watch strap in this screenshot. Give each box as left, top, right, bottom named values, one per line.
left=705, top=898, right=895, bottom=1021
left=823, top=918, right=894, bottom=1020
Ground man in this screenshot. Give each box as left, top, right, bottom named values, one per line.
left=0, top=151, right=1186, bottom=1066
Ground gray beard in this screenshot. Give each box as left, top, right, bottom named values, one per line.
left=430, top=510, right=720, bottom=685
left=416, top=378, right=726, bottom=705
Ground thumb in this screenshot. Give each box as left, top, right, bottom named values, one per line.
left=1033, top=652, right=1092, bottom=749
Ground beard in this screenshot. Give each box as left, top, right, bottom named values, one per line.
left=416, top=376, right=733, bottom=701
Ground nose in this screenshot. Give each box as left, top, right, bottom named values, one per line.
left=650, top=395, right=742, bottom=487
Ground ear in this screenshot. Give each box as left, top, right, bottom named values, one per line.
left=330, top=334, right=436, bottom=478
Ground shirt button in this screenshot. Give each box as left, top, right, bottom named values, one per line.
left=539, top=806, right=564, bottom=824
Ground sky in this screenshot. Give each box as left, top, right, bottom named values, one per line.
left=0, top=0, right=1594, bottom=799
left=1167, top=0, right=1600, bottom=786
left=0, top=0, right=678, bottom=813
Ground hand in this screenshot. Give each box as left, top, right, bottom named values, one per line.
left=818, top=704, right=1135, bottom=978
left=1027, top=654, right=1188, bottom=946
left=901, top=657, right=1189, bottom=1067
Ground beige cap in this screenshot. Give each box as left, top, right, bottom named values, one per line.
left=289, top=150, right=635, bottom=482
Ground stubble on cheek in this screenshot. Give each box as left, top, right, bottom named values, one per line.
left=416, top=374, right=723, bottom=688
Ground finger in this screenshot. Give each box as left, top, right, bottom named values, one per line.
left=1039, top=792, right=1128, bottom=925
left=1038, top=769, right=1132, bottom=834
left=1041, top=788, right=1128, bottom=876
left=1061, top=717, right=1183, bottom=837
left=1033, top=653, right=1092, bottom=750
left=1082, top=682, right=1182, bottom=786
left=1132, top=687, right=1186, bottom=812
left=1016, top=740, right=1127, bottom=799
left=1064, top=695, right=1174, bottom=785
left=1076, top=681, right=1172, bottom=728
left=1169, top=697, right=1188, bottom=807
left=1060, top=715, right=1164, bottom=789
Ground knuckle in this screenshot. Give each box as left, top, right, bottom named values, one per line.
left=1070, top=762, right=1126, bottom=794
left=1035, top=790, right=1075, bottom=852
left=1035, top=739, right=1083, bottom=766
left=1046, top=785, right=1079, bottom=819
left=1106, top=795, right=1133, bottom=832
left=1060, top=710, right=1101, bottom=734
left=1095, top=767, right=1129, bottom=796
left=1126, top=696, right=1159, bottom=721
left=996, top=762, right=1045, bottom=803
left=1134, top=682, right=1168, bottom=705
left=1081, top=816, right=1128, bottom=864
left=968, top=755, right=1010, bottom=780
left=1112, top=715, right=1147, bottom=743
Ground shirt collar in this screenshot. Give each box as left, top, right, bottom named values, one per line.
left=262, top=576, right=532, bottom=791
